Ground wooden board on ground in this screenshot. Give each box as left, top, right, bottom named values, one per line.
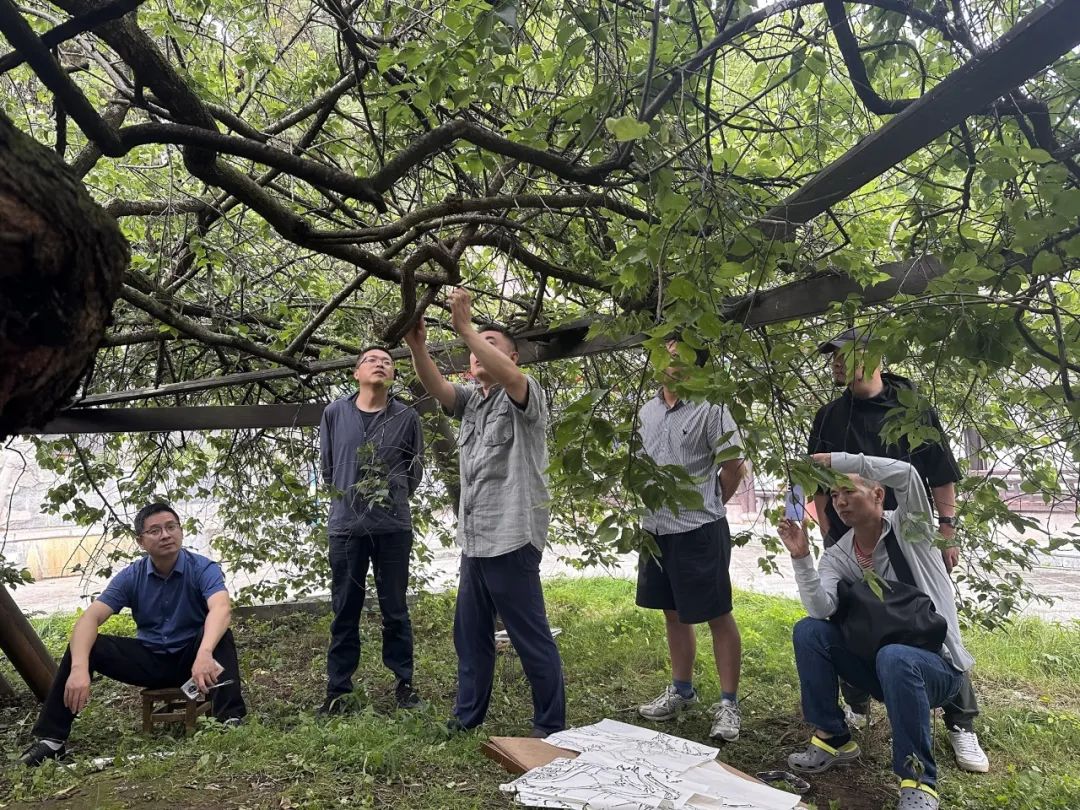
left=481, top=735, right=810, bottom=808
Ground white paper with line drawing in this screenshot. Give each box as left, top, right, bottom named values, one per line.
left=501, top=719, right=801, bottom=810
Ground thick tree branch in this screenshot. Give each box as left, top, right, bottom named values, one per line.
left=825, top=0, right=915, bottom=115
left=0, top=0, right=123, bottom=154
left=0, top=0, right=145, bottom=74
left=309, top=193, right=653, bottom=244
left=119, top=286, right=310, bottom=372
left=369, top=118, right=628, bottom=192
left=117, top=122, right=386, bottom=209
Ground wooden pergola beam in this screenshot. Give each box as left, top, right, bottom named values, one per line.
left=27, top=403, right=328, bottom=434
left=756, top=0, right=1080, bottom=238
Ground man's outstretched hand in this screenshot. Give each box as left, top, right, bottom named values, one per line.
left=778, top=518, right=812, bottom=559
left=448, top=287, right=474, bottom=336
left=404, top=318, right=427, bottom=351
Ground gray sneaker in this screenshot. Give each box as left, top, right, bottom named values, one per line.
left=709, top=698, right=741, bottom=742
left=638, top=685, right=698, bottom=721
left=788, top=736, right=861, bottom=773
left=897, top=783, right=939, bottom=810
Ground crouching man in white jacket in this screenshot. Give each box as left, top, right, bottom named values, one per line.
left=778, top=453, right=974, bottom=810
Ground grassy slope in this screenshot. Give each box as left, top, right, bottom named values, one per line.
left=2, top=578, right=1079, bottom=809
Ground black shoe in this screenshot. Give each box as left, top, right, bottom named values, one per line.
left=395, top=681, right=423, bottom=710
left=318, top=696, right=348, bottom=716
left=444, top=717, right=468, bottom=736
left=19, top=740, right=66, bottom=767
left=221, top=716, right=245, bottom=728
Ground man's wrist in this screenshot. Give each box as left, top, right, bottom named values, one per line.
left=70, top=661, right=90, bottom=672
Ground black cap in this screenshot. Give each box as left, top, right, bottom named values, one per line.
left=817, top=327, right=869, bottom=355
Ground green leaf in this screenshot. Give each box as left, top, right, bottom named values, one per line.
left=1023, top=147, right=1054, bottom=164
left=983, top=160, right=1018, bottom=181
left=604, top=115, right=650, bottom=142
left=666, top=276, right=697, bottom=300
left=1032, top=250, right=1063, bottom=275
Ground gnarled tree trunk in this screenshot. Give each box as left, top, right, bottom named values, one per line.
left=0, top=110, right=128, bottom=438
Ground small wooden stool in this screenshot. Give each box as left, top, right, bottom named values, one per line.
left=140, top=688, right=211, bottom=734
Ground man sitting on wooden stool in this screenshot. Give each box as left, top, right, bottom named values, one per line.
left=19, top=502, right=247, bottom=766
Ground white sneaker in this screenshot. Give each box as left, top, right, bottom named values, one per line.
left=948, top=727, right=989, bottom=773
left=709, top=698, right=741, bottom=742
left=639, top=685, right=698, bottom=721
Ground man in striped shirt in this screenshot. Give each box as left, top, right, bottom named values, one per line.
left=634, top=339, right=748, bottom=742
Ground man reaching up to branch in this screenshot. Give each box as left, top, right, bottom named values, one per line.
left=405, top=289, right=565, bottom=737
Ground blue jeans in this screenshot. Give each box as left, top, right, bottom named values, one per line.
left=793, top=617, right=963, bottom=786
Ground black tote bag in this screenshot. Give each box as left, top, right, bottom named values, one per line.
left=833, top=528, right=948, bottom=661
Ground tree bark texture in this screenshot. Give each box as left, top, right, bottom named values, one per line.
left=0, top=109, right=128, bottom=438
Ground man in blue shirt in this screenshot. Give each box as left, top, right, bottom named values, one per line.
left=19, top=502, right=247, bottom=766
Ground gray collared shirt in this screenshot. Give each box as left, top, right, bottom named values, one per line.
left=637, top=392, right=743, bottom=535
left=449, top=376, right=549, bottom=557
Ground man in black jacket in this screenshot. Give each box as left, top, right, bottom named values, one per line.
left=807, top=328, right=989, bottom=774
left=319, top=346, right=424, bottom=713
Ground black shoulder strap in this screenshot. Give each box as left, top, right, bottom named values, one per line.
left=882, top=525, right=917, bottom=587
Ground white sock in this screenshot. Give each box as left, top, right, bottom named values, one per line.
left=41, top=738, right=64, bottom=750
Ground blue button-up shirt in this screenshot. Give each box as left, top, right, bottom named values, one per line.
left=97, top=549, right=227, bottom=654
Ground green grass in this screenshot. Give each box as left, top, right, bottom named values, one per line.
left=2, top=579, right=1079, bottom=809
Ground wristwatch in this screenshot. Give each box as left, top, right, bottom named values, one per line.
left=938, top=516, right=955, bottom=526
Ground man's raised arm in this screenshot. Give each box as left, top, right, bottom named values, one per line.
left=405, top=319, right=457, bottom=411
left=829, top=452, right=933, bottom=533
left=449, top=288, right=528, bottom=405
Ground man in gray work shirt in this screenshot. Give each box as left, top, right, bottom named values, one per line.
left=319, top=346, right=424, bottom=713
left=406, top=288, right=565, bottom=737
left=635, top=339, right=747, bottom=743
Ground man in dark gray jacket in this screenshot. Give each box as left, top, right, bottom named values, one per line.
left=318, top=346, right=424, bottom=713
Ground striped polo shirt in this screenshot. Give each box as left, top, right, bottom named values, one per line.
left=637, top=391, right=743, bottom=535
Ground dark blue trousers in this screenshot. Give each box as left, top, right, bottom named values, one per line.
left=453, top=543, right=566, bottom=735
left=326, top=530, right=414, bottom=698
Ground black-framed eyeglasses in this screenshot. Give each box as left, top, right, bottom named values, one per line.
left=141, top=521, right=181, bottom=538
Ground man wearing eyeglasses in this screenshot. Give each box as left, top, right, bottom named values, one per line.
left=318, top=346, right=424, bottom=713
left=19, top=502, right=247, bottom=766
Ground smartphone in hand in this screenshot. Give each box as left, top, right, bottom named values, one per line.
left=784, top=484, right=805, bottom=522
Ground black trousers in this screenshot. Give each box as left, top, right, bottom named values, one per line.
left=326, top=530, right=414, bottom=698
left=33, top=629, right=246, bottom=741
left=453, top=543, right=566, bottom=735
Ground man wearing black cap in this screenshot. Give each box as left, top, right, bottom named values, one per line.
left=806, top=327, right=989, bottom=774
